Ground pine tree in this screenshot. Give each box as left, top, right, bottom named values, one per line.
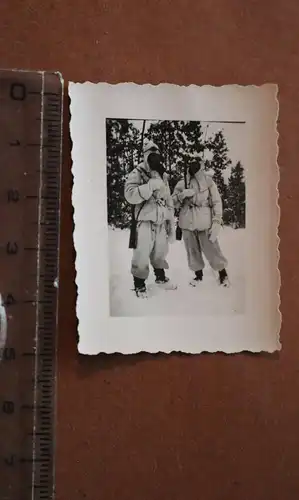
left=106, top=119, right=140, bottom=228
left=227, top=161, right=246, bottom=228
left=208, top=130, right=231, bottom=223
left=106, top=119, right=238, bottom=229
left=146, top=120, right=206, bottom=192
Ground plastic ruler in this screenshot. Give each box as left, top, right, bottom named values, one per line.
left=0, top=69, right=63, bottom=499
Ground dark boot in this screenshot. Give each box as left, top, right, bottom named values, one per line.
left=219, top=268, right=229, bottom=287
left=133, top=276, right=147, bottom=298
left=195, top=270, right=203, bottom=281
left=189, top=269, right=203, bottom=287
left=154, top=268, right=167, bottom=283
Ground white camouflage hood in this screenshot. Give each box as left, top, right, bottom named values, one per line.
left=142, top=139, right=160, bottom=171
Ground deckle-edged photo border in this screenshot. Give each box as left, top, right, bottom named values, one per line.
left=69, top=82, right=280, bottom=355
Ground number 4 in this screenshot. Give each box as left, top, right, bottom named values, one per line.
left=4, top=294, right=16, bottom=306
left=4, top=454, right=16, bottom=466
left=7, top=190, right=20, bottom=202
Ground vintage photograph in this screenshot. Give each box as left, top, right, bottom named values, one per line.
left=69, top=82, right=280, bottom=354
left=107, top=118, right=246, bottom=317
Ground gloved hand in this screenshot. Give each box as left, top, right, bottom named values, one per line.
left=178, top=188, right=195, bottom=201
left=148, top=178, right=164, bottom=192
left=209, top=221, right=221, bottom=243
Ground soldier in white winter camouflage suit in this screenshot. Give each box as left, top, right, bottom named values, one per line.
left=172, top=160, right=229, bottom=287
left=124, top=140, right=177, bottom=298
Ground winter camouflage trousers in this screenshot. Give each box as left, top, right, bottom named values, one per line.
left=131, top=221, right=169, bottom=280
left=182, top=229, right=228, bottom=272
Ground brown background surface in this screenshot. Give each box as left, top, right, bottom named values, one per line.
left=1, top=1, right=299, bottom=499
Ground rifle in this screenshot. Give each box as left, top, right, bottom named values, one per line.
left=175, top=164, right=188, bottom=241
left=128, top=120, right=146, bottom=249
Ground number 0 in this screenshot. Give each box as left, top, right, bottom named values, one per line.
left=10, top=83, right=26, bottom=101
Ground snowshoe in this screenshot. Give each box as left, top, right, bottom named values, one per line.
left=153, top=268, right=177, bottom=290
left=135, top=286, right=148, bottom=299
left=189, top=270, right=203, bottom=287
left=189, top=278, right=203, bottom=287
left=219, top=277, right=230, bottom=288
left=155, top=277, right=178, bottom=290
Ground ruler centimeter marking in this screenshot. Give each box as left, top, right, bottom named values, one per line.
left=0, top=70, right=63, bottom=499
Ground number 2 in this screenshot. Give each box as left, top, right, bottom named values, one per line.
left=7, top=190, right=20, bottom=202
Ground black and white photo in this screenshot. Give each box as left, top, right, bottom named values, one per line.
left=70, top=82, right=280, bottom=355
left=107, top=118, right=246, bottom=317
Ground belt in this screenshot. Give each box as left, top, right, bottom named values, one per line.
left=186, top=202, right=208, bottom=209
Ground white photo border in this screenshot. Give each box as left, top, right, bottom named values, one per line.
left=69, top=82, right=281, bottom=355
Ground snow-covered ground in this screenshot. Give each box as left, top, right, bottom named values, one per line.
left=109, top=226, right=245, bottom=317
